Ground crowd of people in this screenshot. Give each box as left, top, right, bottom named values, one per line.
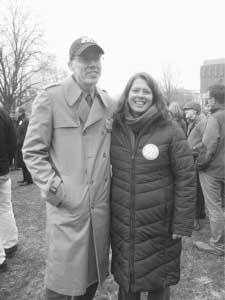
left=169, top=90, right=225, bottom=257
left=0, top=36, right=224, bottom=300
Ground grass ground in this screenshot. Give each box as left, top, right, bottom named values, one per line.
left=0, top=170, right=224, bottom=300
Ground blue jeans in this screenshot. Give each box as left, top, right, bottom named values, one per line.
left=199, top=172, right=225, bottom=251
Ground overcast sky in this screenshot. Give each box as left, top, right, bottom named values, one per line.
left=5, top=0, right=225, bottom=95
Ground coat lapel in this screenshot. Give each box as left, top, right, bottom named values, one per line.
left=63, top=76, right=82, bottom=107
left=63, top=78, right=108, bottom=130
left=83, top=96, right=106, bottom=131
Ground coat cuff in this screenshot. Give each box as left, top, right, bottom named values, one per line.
left=50, top=176, right=62, bottom=193
left=41, top=176, right=62, bottom=199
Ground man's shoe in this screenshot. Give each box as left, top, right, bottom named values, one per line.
left=5, top=245, right=18, bottom=258
left=19, top=181, right=33, bottom=186
left=0, top=260, right=7, bottom=273
left=194, top=241, right=224, bottom=256
left=17, top=179, right=26, bottom=183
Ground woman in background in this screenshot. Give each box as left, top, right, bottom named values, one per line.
left=168, top=101, right=186, bottom=134
left=110, top=72, right=196, bottom=300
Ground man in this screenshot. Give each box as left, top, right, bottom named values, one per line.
left=23, top=37, right=114, bottom=299
left=183, top=102, right=206, bottom=230
left=195, top=85, right=225, bottom=256
left=15, top=107, right=33, bottom=185
left=0, top=106, right=18, bottom=272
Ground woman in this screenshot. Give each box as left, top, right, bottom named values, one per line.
left=110, top=72, right=196, bottom=300
left=168, top=101, right=187, bottom=134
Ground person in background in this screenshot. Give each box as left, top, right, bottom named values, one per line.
left=183, top=102, right=206, bottom=230
left=195, top=85, right=225, bottom=256
left=0, top=106, right=18, bottom=272
left=15, top=107, right=33, bottom=185
left=23, top=37, right=114, bottom=300
left=110, top=72, right=196, bottom=300
left=168, top=101, right=186, bottom=134
left=203, top=103, right=211, bottom=118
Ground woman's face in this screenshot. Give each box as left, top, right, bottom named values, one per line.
left=128, top=78, right=153, bottom=116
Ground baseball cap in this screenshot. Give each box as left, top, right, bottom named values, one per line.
left=69, top=36, right=104, bottom=60
left=183, top=102, right=201, bottom=114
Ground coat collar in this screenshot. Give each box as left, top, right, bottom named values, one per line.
left=211, top=103, right=225, bottom=113
left=62, top=76, right=110, bottom=130
left=63, top=76, right=82, bottom=106
left=63, top=76, right=109, bottom=108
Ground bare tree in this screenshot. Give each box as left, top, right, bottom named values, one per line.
left=159, top=63, right=182, bottom=105
left=38, top=54, right=69, bottom=87
left=0, top=0, right=45, bottom=112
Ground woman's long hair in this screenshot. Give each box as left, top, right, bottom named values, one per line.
left=117, top=72, right=169, bottom=120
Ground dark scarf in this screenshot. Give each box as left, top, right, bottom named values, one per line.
left=124, top=103, right=159, bottom=133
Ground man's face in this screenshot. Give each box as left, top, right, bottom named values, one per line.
left=69, top=48, right=102, bottom=89
left=207, top=97, right=216, bottom=109
left=184, top=109, right=198, bottom=123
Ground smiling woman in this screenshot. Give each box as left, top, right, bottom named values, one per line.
left=110, top=72, right=196, bottom=300
left=127, top=78, right=153, bottom=116
left=116, top=72, right=168, bottom=128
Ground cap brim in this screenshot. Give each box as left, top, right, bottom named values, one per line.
left=78, top=43, right=104, bottom=56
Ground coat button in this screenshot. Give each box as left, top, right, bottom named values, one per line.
left=103, top=153, right=107, bottom=158
left=89, top=180, right=94, bottom=184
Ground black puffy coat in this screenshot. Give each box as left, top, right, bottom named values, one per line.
left=110, top=112, right=196, bottom=293
left=0, top=108, right=17, bottom=175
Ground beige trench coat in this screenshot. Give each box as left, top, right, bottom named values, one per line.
left=23, top=77, right=114, bottom=296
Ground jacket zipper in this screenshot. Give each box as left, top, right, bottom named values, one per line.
left=117, top=116, right=156, bottom=291
left=129, top=153, right=135, bottom=290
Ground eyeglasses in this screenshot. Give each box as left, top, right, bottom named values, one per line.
left=73, top=55, right=102, bottom=64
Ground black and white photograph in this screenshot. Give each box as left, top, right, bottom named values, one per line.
left=0, top=0, right=224, bottom=299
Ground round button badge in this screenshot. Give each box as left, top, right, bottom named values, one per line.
left=142, top=144, right=159, bottom=160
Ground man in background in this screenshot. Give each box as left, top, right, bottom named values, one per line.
left=16, top=107, right=33, bottom=185
left=0, top=106, right=18, bottom=272
left=195, top=85, right=225, bottom=256
left=183, top=102, right=206, bottom=230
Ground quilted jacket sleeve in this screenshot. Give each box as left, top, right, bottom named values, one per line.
left=170, top=123, right=196, bottom=237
